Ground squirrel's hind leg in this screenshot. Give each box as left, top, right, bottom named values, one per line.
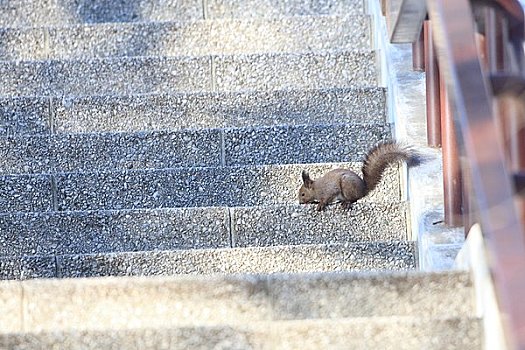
left=340, top=173, right=366, bottom=203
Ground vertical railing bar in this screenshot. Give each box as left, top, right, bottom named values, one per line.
left=440, top=73, right=464, bottom=226
left=424, top=20, right=442, bottom=147
left=412, top=24, right=425, bottom=71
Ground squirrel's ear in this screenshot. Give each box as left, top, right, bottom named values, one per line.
left=302, top=170, right=313, bottom=188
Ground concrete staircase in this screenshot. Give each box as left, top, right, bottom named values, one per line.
left=0, top=0, right=480, bottom=348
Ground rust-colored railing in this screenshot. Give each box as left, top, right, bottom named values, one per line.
left=382, top=0, right=525, bottom=348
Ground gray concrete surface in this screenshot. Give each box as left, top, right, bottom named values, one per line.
left=224, top=123, right=390, bottom=165
left=0, top=123, right=389, bottom=174
left=0, top=87, right=386, bottom=135
left=0, top=51, right=376, bottom=98
left=55, top=242, right=415, bottom=278
left=0, top=174, right=52, bottom=212
left=0, top=97, right=51, bottom=136
left=232, top=202, right=408, bottom=246
left=0, top=271, right=473, bottom=332
left=52, top=162, right=402, bottom=211
left=0, top=316, right=482, bottom=350
left=1, top=16, right=370, bottom=61
left=0, top=0, right=364, bottom=27
left=51, top=87, right=387, bottom=133
left=0, top=207, right=230, bottom=256
left=0, top=202, right=405, bottom=261
left=214, top=50, right=377, bottom=92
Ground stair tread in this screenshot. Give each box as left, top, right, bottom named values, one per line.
left=0, top=15, right=370, bottom=61
left=0, top=50, right=378, bottom=98
left=0, top=123, right=390, bottom=174
left=0, top=87, right=386, bottom=136
left=0, top=162, right=403, bottom=213
left=0, top=270, right=474, bottom=334
left=0, top=316, right=482, bottom=350
left=1, top=241, right=416, bottom=280
left=0, top=202, right=408, bottom=258
left=0, top=0, right=365, bottom=28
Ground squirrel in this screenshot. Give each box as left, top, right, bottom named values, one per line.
left=298, top=141, right=425, bottom=211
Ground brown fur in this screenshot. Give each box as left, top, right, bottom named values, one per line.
left=298, top=141, right=424, bottom=211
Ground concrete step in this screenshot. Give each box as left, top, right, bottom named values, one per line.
left=0, top=317, right=482, bottom=349
left=0, top=162, right=402, bottom=213
left=0, top=50, right=377, bottom=98
left=57, top=162, right=401, bottom=211
left=0, top=202, right=408, bottom=259
left=0, top=271, right=474, bottom=333
left=1, top=241, right=416, bottom=280
left=0, top=15, right=370, bottom=61
left=0, top=87, right=386, bottom=136
left=0, top=123, right=390, bottom=174
left=0, top=0, right=364, bottom=27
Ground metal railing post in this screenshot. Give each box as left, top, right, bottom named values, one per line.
left=440, top=73, right=464, bottom=226
left=424, top=20, right=442, bottom=147
left=412, top=25, right=425, bottom=71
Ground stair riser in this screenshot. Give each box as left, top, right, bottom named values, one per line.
left=0, top=273, right=474, bottom=333
left=0, top=16, right=369, bottom=61
left=0, top=163, right=402, bottom=213
left=0, top=0, right=364, bottom=27
left=0, top=203, right=406, bottom=258
left=1, top=241, right=416, bottom=280
left=0, top=88, right=387, bottom=136
left=0, top=51, right=377, bottom=98
left=0, top=124, right=390, bottom=174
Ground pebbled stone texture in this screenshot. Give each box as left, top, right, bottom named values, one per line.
left=52, top=129, right=222, bottom=172
left=0, top=56, right=211, bottom=98
left=21, top=275, right=274, bottom=332
left=52, top=88, right=387, bottom=133
left=215, top=51, right=378, bottom=91
left=1, top=271, right=474, bottom=332
left=0, top=135, right=53, bottom=174
left=206, top=0, right=365, bottom=18
left=0, top=0, right=202, bottom=27
left=0, top=281, right=22, bottom=332
left=0, top=207, right=230, bottom=257
left=0, top=97, right=51, bottom=136
left=0, top=51, right=376, bottom=98
left=37, top=16, right=370, bottom=60
left=0, top=0, right=363, bottom=27
left=0, top=121, right=382, bottom=174
left=267, top=272, right=474, bottom=320
left=54, top=163, right=401, bottom=211
left=0, top=27, right=46, bottom=61
left=0, top=317, right=482, bottom=350
left=0, top=130, right=222, bottom=174
left=0, top=256, right=56, bottom=280
left=232, top=203, right=408, bottom=247
left=224, top=123, right=390, bottom=165
left=56, top=241, right=415, bottom=278
left=0, top=174, right=53, bottom=213
left=0, top=60, right=49, bottom=97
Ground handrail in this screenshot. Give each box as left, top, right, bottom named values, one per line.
left=427, top=0, right=525, bottom=349
left=382, top=0, right=525, bottom=348
left=383, top=0, right=427, bottom=42
left=472, top=0, right=525, bottom=73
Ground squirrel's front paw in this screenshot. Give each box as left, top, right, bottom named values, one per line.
left=316, top=203, right=327, bottom=211
left=341, top=201, right=353, bottom=210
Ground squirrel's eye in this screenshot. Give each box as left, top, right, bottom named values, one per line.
left=301, top=193, right=305, bottom=196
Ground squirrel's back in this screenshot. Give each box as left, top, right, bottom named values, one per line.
left=362, top=141, right=424, bottom=196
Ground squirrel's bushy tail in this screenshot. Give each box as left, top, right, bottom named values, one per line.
left=361, top=141, right=424, bottom=196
